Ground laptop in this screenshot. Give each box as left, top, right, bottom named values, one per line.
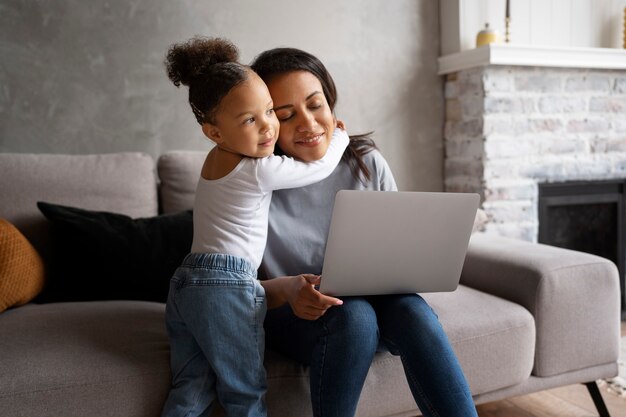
left=317, top=190, right=480, bottom=296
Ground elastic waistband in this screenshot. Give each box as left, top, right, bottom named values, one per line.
left=181, top=253, right=257, bottom=277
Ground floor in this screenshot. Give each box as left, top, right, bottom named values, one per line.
left=474, top=320, right=626, bottom=417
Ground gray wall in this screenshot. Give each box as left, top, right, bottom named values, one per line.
left=0, top=0, right=444, bottom=191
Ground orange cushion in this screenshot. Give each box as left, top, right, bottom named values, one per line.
left=0, top=219, right=45, bottom=312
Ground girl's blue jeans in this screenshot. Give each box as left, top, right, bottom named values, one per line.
left=160, top=253, right=267, bottom=417
left=265, top=293, right=478, bottom=417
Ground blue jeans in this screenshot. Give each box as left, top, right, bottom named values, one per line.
left=161, top=253, right=267, bottom=417
left=264, top=294, right=477, bottom=417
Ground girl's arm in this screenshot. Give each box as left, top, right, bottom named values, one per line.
left=255, top=127, right=349, bottom=192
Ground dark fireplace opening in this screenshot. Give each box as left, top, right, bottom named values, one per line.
left=538, top=180, right=625, bottom=318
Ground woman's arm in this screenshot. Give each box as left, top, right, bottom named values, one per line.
left=260, top=274, right=343, bottom=320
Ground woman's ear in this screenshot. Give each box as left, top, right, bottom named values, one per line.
left=202, top=123, right=222, bottom=144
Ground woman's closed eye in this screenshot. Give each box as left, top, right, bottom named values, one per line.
left=275, top=111, right=293, bottom=121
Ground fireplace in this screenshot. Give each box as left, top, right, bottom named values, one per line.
left=441, top=51, right=626, bottom=317
left=538, top=180, right=626, bottom=314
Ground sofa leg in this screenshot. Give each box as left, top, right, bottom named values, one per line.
left=583, top=381, right=611, bottom=417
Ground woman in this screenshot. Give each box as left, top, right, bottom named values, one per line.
left=252, top=48, right=478, bottom=417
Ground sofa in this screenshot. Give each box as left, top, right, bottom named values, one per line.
left=0, top=151, right=621, bottom=417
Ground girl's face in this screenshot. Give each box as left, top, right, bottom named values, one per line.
left=203, top=71, right=280, bottom=158
left=265, top=71, right=336, bottom=162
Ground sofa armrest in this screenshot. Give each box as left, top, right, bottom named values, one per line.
left=460, top=233, right=621, bottom=377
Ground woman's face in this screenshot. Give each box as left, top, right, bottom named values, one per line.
left=265, top=71, right=336, bottom=162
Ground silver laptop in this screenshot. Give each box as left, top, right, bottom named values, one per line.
left=318, top=190, right=479, bottom=296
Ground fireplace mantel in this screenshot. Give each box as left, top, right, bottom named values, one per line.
left=438, top=44, right=626, bottom=75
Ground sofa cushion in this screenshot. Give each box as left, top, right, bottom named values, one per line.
left=158, top=150, right=206, bottom=214
left=0, top=301, right=171, bottom=417
left=0, top=219, right=45, bottom=312
left=0, top=288, right=536, bottom=417
left=424, top=285, right=536, bottom=396
left=0, top=153, right=159, bottom=260
left=36, top=202, right=192, bottom=303
left=461, top=234, right=621, bottom=378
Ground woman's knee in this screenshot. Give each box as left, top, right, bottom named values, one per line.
left=322, top=297, right=378, bottom=346
left=376, top=294, right=442, bottom=336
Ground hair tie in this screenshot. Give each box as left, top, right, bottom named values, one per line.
left=190, top=101, right=205, bottom=122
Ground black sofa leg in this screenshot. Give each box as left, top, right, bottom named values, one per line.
left=583, top=381, right=611, bottom=417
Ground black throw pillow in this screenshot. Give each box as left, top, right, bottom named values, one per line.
left=37, top=202, right=193, bottom=303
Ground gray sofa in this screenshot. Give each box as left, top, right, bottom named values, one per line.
left=0, top=151, right=621, bottom=417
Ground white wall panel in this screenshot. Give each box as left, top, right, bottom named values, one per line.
left=441, top=0, right=626, bottom=53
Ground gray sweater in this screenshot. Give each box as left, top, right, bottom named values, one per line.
left=260, top=149, right=397, bottom=279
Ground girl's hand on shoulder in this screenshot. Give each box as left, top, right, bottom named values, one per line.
left=287, top=274, right=343, bottom=320
left=335, top=119, right=346, bottom=131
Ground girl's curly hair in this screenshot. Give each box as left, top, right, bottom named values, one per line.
left=165, top=36, right=248, bottom=124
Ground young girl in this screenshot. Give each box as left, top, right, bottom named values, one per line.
left=159, top=37, right=348, bottom=417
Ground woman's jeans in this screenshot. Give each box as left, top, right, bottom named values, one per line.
left=161, top=253, right=267, bottom=417
left=265, top=294, right=477, bottom=417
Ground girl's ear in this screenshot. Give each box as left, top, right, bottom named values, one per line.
left=202, top=123, right=222, bottom=144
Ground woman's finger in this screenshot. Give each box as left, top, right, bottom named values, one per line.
left=299, top=277, right=343, bottom=307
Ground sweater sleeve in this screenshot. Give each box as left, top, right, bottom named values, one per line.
left=255, top=128, right=350, bottom=192
left=376, top=152, right=398, bottom=191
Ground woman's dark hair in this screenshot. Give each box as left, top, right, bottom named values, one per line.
left=251, top=48, right=378, bottom=183
left=165, top=36, right=249, bottom=124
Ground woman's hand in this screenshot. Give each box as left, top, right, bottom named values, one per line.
left=335, top=119, right=346, bottom=130
left=260, top=275, right=343, bottom=320
left=287, top=274, right=343, bottom=320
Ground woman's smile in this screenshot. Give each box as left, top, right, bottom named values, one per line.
left=296, top=132, right=325, bottom=146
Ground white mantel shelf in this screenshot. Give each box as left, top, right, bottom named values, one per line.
left=438, top=44, right=626, bottom=75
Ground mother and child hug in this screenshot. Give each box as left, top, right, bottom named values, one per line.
left=160, top=36, right=479, bottom=417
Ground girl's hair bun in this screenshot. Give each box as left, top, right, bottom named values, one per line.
left=165, top=36, right=240, bottom=87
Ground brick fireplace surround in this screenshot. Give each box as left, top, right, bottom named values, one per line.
left=440, top=45, right=626, bottom=242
